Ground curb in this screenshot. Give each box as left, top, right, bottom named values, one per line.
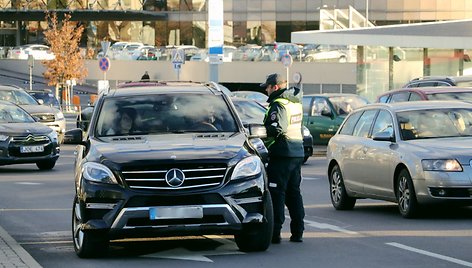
left=0, top=225, right=41, bottom=268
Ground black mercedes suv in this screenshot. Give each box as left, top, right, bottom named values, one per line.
left=65, top=82, right=273, bottom=258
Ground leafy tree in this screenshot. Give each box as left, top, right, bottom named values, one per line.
left=42, top=12, right=87, bottom=100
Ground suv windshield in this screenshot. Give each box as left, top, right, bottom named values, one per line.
left=0, top=89, right=39, bottom=105
left=95, top=93, right=238, bottom=136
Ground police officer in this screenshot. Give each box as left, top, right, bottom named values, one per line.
left=261, top=73, right=305, bottom=244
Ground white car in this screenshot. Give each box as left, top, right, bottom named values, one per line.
left=7, top=44, right=55, bottom=60
left=105, top=42, right=144, bottom=60
left=303, top=44, right=349, bottom=63
left=189, top=46, right=237, bottom=62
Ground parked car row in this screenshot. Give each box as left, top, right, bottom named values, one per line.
left=89, top=41, right=353, bottom=63
left=6, top=44, right=55, bottom=60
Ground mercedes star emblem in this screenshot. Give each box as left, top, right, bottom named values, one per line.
left=165, top=168, right=185, bottom=187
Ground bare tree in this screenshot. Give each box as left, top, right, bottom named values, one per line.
left=42, top=12, right=87, bottom=104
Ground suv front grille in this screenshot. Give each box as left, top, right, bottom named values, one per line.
left=122, top=163, right=227, bottom=191
left=31, top=113, right=55, bottom=123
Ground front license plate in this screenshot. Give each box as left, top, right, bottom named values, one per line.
left=149, top=206, right=203, bottom=220
left=20, top=145, right=44, bottom=153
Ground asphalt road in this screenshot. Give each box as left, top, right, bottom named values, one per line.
left=1, top=71, right=472, bottom=267
left=1, top=150, right=472, bottom=267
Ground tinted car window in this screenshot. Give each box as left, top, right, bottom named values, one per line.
left=232, top=99, right=265, bottom=124
left=328, top=95, right=369, bottom=115
left=371, top=110, right=394, bottom=137
left=352, top=110, right=378, bottom=138
left=378, top=95, right=390, bottom=103
left=408, top=92, right=422, bottom=101
left=416, top=81, right=438, bottom=87
left=95, top=94, right=238, bottom=136
left=312, top=98, right=330, bottom=116
left=339, top=110, right=362, bottom=135
left=29, top=92, right=60, bottom=108
left=302, top=97, right=313, bottom=116
left=427, top=92, right=472, bottom=101
left=390, top=92, right=410, bottom=103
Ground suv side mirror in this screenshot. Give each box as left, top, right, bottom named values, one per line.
left=64, top=128, right=84, bottom=144
left=247, top=124, right=267, bottom=139
left=372, top=131, right=395, bottom=142
left=37, top=99, right=44, bottom=105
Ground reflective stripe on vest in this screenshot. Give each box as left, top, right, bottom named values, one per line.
left=272, top=98, right=303, bottom=141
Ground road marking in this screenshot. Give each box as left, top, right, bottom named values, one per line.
left=141, top=235, right=244, bottom=262
left=387, top=242, right=472, bottom=267
left=15, top=182, right=42, bottom=185
left=301, top=218, right=359, bottom=235
left=302, top=177, right=321, bottom=181
left=0, top=208, right=69, bottom=211
left=304, top=202, right=395, bottom=209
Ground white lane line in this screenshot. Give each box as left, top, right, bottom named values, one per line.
left=15, top=182, right=42, bottom=185
left=293, top=217, right=359, bottom=235
left=302, top=177, right=321, bottom=181
left=387, top=242, right=472, bottom=267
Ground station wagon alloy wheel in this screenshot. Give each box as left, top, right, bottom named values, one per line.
left=329, top=164, right=356, bottom=210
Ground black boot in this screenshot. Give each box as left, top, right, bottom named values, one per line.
left=289, top=234, right=303, bottom=243
left=272, top=232, right=281, bottom=244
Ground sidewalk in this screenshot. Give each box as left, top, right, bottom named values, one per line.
left=0, top=225, right=41, bottom=268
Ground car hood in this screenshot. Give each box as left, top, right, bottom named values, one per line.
left=20, top=104, right=56, bottom=114
left=0, top=122, right=53, bottom=136
left=406, top=137, right=472, bottom=164
left=90, top=132, right=249, bottom=166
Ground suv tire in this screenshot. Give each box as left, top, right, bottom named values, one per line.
left=234, top=192, right=273, bottom=252
left=72, top=196, right=109, bottom=258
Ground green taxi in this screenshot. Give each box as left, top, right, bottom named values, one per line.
left=302, top=93, right=369, bottom=145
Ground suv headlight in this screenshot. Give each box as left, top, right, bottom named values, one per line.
left=231, top=155, right=262, bottom=180
left=422, top=159, right=463, bottom=172
left=47, top=130, right=57, bottom=142
left=56, top=111, right=64, bottom=120
left=82, top=162, right=118, bottom=184
left=0, top=134, right=9, bottom=141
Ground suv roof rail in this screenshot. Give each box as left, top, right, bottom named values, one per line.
left=207, top=81, right=222, bottom=92
left=410, top=76, right=454, bottom=81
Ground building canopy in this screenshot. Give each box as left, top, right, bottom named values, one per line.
left=291, top=19, right=472, bottom=49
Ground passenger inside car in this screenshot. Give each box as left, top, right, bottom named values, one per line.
left=106, top=107, right=137, bottom=135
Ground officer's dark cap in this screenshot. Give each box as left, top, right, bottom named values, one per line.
left=260, top=73, right=284, bottom=88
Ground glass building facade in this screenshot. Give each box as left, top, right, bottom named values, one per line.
left=2, top=0, right=472, bottom=48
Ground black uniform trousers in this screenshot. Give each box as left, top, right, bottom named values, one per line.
left=267, top=156, right=305, bottom=237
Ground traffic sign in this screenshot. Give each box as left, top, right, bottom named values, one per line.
left=173, top=63, right=182, bottom=70
left=98, top=57, right=111, bottom=72
left=171, top=49, right=185, bottom=64
left=281, top=53, right=293, bottom=68
left=293, top=72, right=302, bottom=84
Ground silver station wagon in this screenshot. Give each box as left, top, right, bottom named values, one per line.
left=327, top=101, right=472, bottom=218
